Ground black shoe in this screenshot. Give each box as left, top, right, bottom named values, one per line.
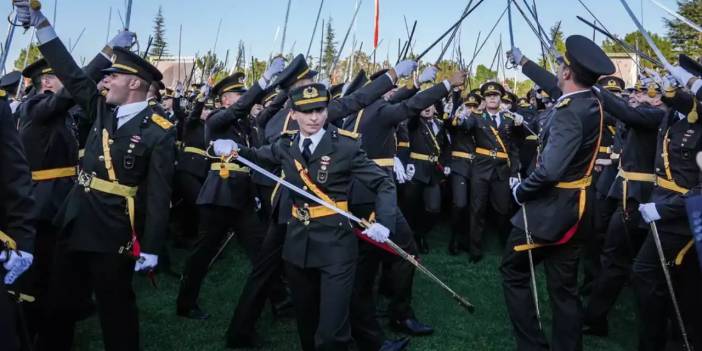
left=226, top=332, right=262, bottom=349
left=271, top=297, right=294, bottom=318
left=582, top=323, right=608, bottom=337
left=469, top=254, right=483, bottom=264
left=177, top=305, right=210, bottom=320
left=390, top=318, right=434, bottom=336
left=448, top=240, right=459, bottom=256
left=379, top=337, right=410, bottom=351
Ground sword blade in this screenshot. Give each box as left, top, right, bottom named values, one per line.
left=618, top=0, right=671, bottom=68
left=649, top=0, right=702, bottom=33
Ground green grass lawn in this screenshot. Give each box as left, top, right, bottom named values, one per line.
left=74, top=223, right=637, bottom=350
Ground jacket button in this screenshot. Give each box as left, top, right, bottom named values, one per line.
left=98, top=155, right=105, bottom=161
left=108, top=139, right=114, bottom=145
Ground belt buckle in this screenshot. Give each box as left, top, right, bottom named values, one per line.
left=77, top=171, right=92, bottom=188
left=489, top=150, right=497, bottom=157
left=296, top=204, right=311, bottom=226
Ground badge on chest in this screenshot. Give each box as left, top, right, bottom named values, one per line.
left=317, top=156, right=331, bottom=183
left=124, top=135, right=142, bottom=170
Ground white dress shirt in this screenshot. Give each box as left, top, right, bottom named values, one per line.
left=298, top=128, right=326, bottom=154
left=115, top=101, right=149, bottom=129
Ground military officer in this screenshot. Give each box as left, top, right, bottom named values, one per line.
left=502, top=35, right=615, bottom=350
left=456, top=81, right=524, bottom=263
left=215, top=82, right=396, bottom=351
left=0, top=98, right=36, bottom=351
left=177, top=64, right=283, bottom=320
left=17, top=4, right=177, bottom=349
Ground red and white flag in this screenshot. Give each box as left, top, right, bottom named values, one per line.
left=373, top=0, right=380, bottom=48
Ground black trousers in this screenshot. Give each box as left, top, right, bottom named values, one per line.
left=501, top=227, right=583, bottom=351
left=286, top=260, right=356, bottom=351
left=173, top=172, right=204, bottom=239
left=584, top=199, right=646, bottom=327
left=177, top=204, right=266, bottom=311
left=349, top=203, right=417, bottom=351
left=226, top=221, right=288, bottom=342
left=0, top=280, right=19, bottom=351
left=403, top=180, right=441, bottom=236
left=470, top=174, right=511, bottom=257
left=632, top=229, right=702, bottom=351
left=580, top=193, right=616, bottom=295
left=38, top=248, right=138, bottom=351
left=450, top=173, right=471, bottom=248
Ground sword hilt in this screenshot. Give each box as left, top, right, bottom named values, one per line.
left=454, top=294, right=476, bottom=313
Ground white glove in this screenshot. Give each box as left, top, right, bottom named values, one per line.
left=667, top=65, right=695, bottom=87
left=639, top=203, right=662, bottom=223
left=507, top=47, right=523, bottom=66
left=108, top=31, right=136, bottom=49
left=14, top=1, right=47, bottom=28
left=263, top=57, right=286, bottom=82
left=201, top=84, right=211, bottom=98
left=362, top=223, right=390, bottom=243
left=175, top=81, right=184, bottom=97
left=320, top=78, right=331, bottom=89
left=394, top=60, right=418, bottom=79
left=406, top=164, right=415, bottom=180
left=418, top=66, right=438, bottom=84
left=644, top=67, right=664, bottom=87
left=443, top=166, right=451, bottom=176
left=2, top=251, right=33, bottom=285
left=134, top=253, right=158, bottom=272
left=509, top=177, right=520, bottom=189
left=512, top=113, right=524, bottom=126
left=213, top=139, right=238, bottom=156
left=393, top=157, right=408, bottom=184
left=512, top=184, right=524, bottom=206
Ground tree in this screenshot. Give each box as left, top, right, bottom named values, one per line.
left=14, top=43, right=42, bottom=70
left=150, top=6, right=168, bottom=58
left=665, top=0, right=702, bottom=58
left=322, top=18, right=337, bottom=75
left=195, top=50, right=224, bottom=83
left=536, top=22, right=565, bottom=72
left=601, top=31, right=675, bottom=68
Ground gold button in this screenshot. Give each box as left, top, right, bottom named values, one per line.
left=84, top=187, right=90, bottom=193
left=127, top=150, right=133, bottom=154
left=303, top=186, right=308, bottom=190
left=108, top=139, right=114, bottom=145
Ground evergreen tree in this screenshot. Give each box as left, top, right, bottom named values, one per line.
left=150, top=6, right=168, bottom=58
left=14, top=43, right=42, bottom=70
left=322, top=18, right=337, bottom=74
left=665, top=0, right=702, bottom=58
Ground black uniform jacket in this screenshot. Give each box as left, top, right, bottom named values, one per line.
left=40, top=38, right=176, bottom=254
left=0, top=100, right=35, bottom=252
left=513, top=90, right=602, bottom=242
left=176, top=99, right=209, bottom=180
left=238, top=125, right=396, bottom=268
left=344, top=83, right=450, bottom=204
left=407, top=114, right=451, bottom=185
left=458, top=111, right=523, bottom=181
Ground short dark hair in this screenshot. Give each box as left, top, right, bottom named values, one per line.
left=568, top=62, right=598, bottom=87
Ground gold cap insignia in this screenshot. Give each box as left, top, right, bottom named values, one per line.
left=303, top=86, right=319, bottom=99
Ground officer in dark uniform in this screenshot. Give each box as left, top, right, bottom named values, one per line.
left=457, top=81, right=524, bottom=263
left=404, top=95, right=451, bottom=254
left=502, top=34, right=615, bottom=351
left=172, top=85, right=211, bottom=245
left=343, top=67, right=461, bottom=347
left=15, top=33, right=131, bottom=336
left=224, top=56, right=416, bottom=348
left=632, top=62, right=702, bottom=350
left=0, top=98, right=36, bottom=351
left=0, top=71, right=22, bottom=104
left=447, top=90, right=480, bottom=255
left=582, top=78, right=666, bottom=336
left=218, top=82, right=397, bottom=351
left=19, top=5, right=177, bottom=349
left=176, top=64, right=283, bottom=320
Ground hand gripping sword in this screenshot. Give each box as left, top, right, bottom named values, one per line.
left=221, top=149, right=476, bottom=312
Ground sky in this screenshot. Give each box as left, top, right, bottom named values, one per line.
left=0, top=0, right=683, bottom=77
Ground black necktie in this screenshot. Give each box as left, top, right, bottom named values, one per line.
left=491, top=114, right=498, bottom=128
left=302, top=138, right=313, bottom=162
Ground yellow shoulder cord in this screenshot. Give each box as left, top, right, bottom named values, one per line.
left=514, top=99, right=604, bottom=252
left=271, top=171, right=285, bottom=205
left=293, top=160, right=336, bottom=204
left=101, top=129, right=137, bottom=255
left=489, top=126, right=511, bottom=168
left=422, top=120, right=442, bottom=156
left=352, top=109, right=365, bottom=134
left=661, top=129, right=696, bottom=265
left=282, top=110, right=293, bottom=133
left=0, top=230, right=17, bottom=250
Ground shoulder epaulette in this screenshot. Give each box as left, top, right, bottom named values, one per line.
left=148, top=100, right=157, bottom=107
left=337, top=129, right=360, bottom=139
left=503, top=112, right=513, bottom=119
left=151, top=114, right=173, bottom=130
left=555, top=98, right=571, bottom=109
